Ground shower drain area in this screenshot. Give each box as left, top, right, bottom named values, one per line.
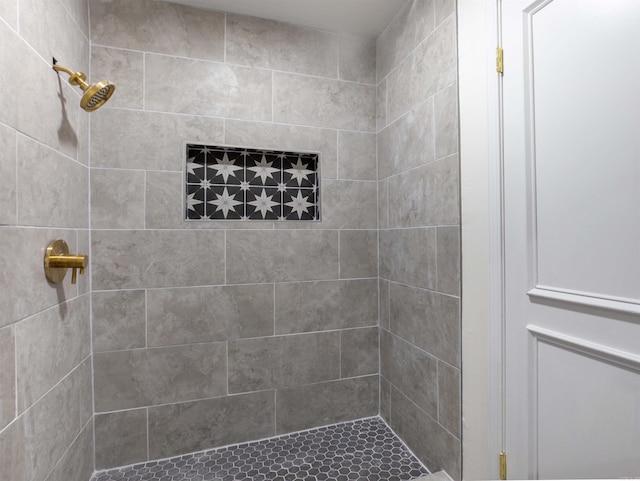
left=91, top=417, right=430, bottom=481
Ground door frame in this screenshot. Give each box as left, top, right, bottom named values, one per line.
left=459, top=0, right=505, bottom=479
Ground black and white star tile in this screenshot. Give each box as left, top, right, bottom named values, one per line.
left=186, top=144, right=320, bottom=221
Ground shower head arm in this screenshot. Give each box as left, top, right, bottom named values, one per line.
left=52, top=59, right=90, bottom=90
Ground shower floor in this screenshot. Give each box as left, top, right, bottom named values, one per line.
left=91, top=417, right=430, bottom=481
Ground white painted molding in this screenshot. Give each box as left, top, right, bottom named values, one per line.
left=527, top=287, right=640, bottom=316
left=527, top=324, right=640, bottom=371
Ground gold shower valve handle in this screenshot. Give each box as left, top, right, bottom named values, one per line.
left=44, top=240, right=89, bottom=285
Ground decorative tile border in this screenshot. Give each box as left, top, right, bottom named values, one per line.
left=185, top=144, right=320, bottom=221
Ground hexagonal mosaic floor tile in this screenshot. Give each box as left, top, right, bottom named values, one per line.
left=91, top=417, right=430, bottom=481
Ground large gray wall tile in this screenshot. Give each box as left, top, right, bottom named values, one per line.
left=95, top=409, right=148, bottom=469
left=338, top=131, right=377, bottom=181
left=0, top=326, right=15, bottom=430
left=435, top=0, right=456, bottom=26
left=148, top=391, right=275, bottom=459
left=20, top=0, right=89, bottom=80
left=377, top=99, right=434, bottom=179
left=0, top=124, right=16, bottom=225
left=91, top=168, right=145, bottom=229
left=380, top=228, right=436, bottom=289
left=0, top=227, right=81, bottom=328
left=94, top=343, right=227, bottom=411
left=378, top=179, right=389, bottom=229
left=438, top=361, right=461, bottom=438
left=376, top=0, right=436, bottom=81
left=91, top=46, right=144, bottom=110
left=92, top=230, right=225, bottom=289
left=381, top=329, right=437, bottom=417
left=437, top=226, right=460, bottom=296
left=226, top=230, right=339, bottom=284
left=90, top=0, right=224, bottom=61
left=0, top=415, right=25, bottom=481
left=91, top=108, right=224, bottom=171
left=92, top=290, right=146, bottom=352
left=227, top=14, right=338, bottom=78
left=341, top=327, right=379, bottom=378
left=6, top=362, right=89, bottom=481
left=275, top=279, right=378, bottom=334
left=225, top=120, right=338, bottom=180
left=145, top=171, right=186, bottom=229
left=389, top=282, right=460, bottom=367
left=44, top=422, right=93, bottom=481
left=229, top=332, right=340, bottom=393
left=145, top=54, right=272, bottom=121
left=325, top=180, right=378, bottom=229
left=377, top=78, right=387, bottom=131
left=274, top=73, right=376, bottom=132
left=340, top=230, right=378, bottom=279
left=434, top=83, right=459, bottom=159
left=388, top=155, right=459, bottom=228
left=379, top=279, right=390, bottom=330
left=17, top=135, right=88, bottom=228
left=15, top=295, right=90, bottom=412
left=276, top=376, right=378, bottom=433
left=147, top=284, right=274, bottom=346
left=386, top=16, right=456, bottom=123
left=77, top=357, right=93, bottom=427
left=380, top=376, right=391, bottom=422
left=339, top=34, right=376, bottom=85
left=390, top=386, right=461, bottom=480
left=0, top=0, right=17, bottom=29
left=0, top=21, right=80, bottom=158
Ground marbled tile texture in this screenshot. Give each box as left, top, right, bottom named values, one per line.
left=0, top=1, right=93, bottom=481
left=377, top=0, right=461, bottom=479
left=88, top=0, right=388, bottom=474
left=6, top=0, right=462, bottom=479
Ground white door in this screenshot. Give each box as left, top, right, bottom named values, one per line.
left=502, top=0, right=640, bottom=478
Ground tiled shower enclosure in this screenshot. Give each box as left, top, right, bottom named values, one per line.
left=0, top=0, right=460, bottom=480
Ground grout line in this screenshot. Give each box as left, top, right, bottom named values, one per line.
left=146, top=407, right=150, bottom=461
left=144, top=289, right=148, bottom=348
left=143, top=171, right=147, bottom=229
left=14, top=130, right=18, bottom=225
left=13, top=326, right=18, bottom=421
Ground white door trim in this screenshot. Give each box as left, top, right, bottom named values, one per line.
left=459, top=0, right=505, bottom=478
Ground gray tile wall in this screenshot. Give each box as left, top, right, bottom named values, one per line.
left=89, top=0, right=379, bottom=469
left=0, top=1, right=93, bottom=481
left=376, top=0, right=461, bottom=479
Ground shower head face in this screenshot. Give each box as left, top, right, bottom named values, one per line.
left=80, top=80, right=116, bottom=112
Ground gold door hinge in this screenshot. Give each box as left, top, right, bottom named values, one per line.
left=499, top=452, right=507, bottom=480
left=496, top=47, right=504, bottom=74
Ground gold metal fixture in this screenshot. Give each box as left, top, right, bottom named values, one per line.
left=52, top=57, right=115, bottom=112
left=44, top=240, right=88, bottom=285
left=496, top=47, right=504, bottom=74
left=499, top=452, right=507, bottom=480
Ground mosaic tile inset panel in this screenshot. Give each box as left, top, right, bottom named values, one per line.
left=186, top=144, right=320, bottom=221
left=91, top=417, right=430, bottom=481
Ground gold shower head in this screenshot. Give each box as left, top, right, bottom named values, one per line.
left=52, top=58, right=115, bottom=112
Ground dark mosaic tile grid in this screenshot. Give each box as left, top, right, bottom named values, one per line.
left=91, top=417, right=430, bottom=481
left=186, top=144, right=320, bottom=221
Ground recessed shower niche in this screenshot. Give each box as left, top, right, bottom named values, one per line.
left=185, top=144, right=320, bottom=221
